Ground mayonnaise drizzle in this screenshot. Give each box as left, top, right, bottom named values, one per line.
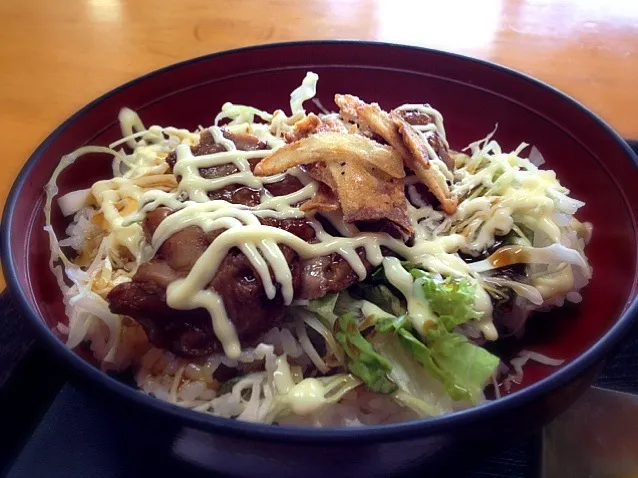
left=383, top=257, right=439, bottom=336
left=98, top=72, right=590, bottom=360
left=272, top=356, right=361, bottom=416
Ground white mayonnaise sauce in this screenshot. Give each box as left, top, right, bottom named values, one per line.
left=272, top=356, right=345, bottom=415
left=473, top=286, right=498, bottom=341
left=382, top=257, right=439, bottom=336
left=88, top=72, right=589, bottom=359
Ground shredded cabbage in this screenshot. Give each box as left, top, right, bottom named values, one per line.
left=295, top=321, right=330, bottom=374
left=301, top=312, right=345, bottom=368
left=266, top=372, right=362, bottom=423
left=483, top=277, right=544, bottom=305
left=470, top=244, right=590, bottom=276
left=504, top=350, right=565, bottom=392
left=44, top=147, right=124, bottom=363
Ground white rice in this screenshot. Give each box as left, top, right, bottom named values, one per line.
left=277, top=389, right=418, bottom=427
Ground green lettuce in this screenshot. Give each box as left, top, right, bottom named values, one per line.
left=307, top=266, right=499, bottom=404
left=306, top=293, right=339, bottom=329
left=351, top=283, right=406, bottom=317
left=305, top=291, right=366, bottom=329
left=411, top=270, right=483, bottom=331
left=375, top=315, right=498, bottom=403
left=425, top=326, right=500, bottom=403
left=374, top=314, right=410, bottom=334
left=335, top=312, right=397, bottom=394
left=370, top=331, right=452, bottom=417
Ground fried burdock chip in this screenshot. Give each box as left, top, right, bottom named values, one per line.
left=334, top=94, right=457, bottom=214
left=284, top=113, right=349, bottom=143
left=254, top=132, right=406, bottom=179
left=299, top=182, right=340, bottom=213
left=254, top=132, right=412, bottom=234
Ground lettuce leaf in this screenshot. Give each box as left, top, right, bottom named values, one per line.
left=306, top=267, right=497, bottom=403
left=335, top=312, right=397, bottom=394
left=333, top=290, right=363, bottom=318
left=374, top=314, right=410, bottom=333
left=306, top=293, right=339, bottom=329
left=411, top=270, right=483, bottom=331
left=351, top=283, right=406, bottom=317
left=370, top=331, right=453, bottom=417
left=375, top=315, right=498, bottom=403
left=425, top=326, right=500, bottom=403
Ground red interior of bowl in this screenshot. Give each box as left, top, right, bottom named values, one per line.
left=7, top=43, right=638, bottom=395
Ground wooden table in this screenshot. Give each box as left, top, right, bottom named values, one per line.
left=1, top=0, right=637, bottom=287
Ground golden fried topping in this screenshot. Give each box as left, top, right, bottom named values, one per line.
left=255, top=132, right=412, bottom=234
left=299, top=182, right=340, bottom=213
left=393, top=112, right=457, bottom=214
left=322, top=161, right=411, bottom=234
left=334, top=94, right=457, bottom=214
left=394, top=108, right=455, bottom=171
left=254, top=132, right=405, bottom=179
left=284, top=113, right=348, bottom=143
left=334, top=94, right=414, bottom=162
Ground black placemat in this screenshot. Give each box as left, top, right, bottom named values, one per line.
left=1, top=140, right=637, bottom=478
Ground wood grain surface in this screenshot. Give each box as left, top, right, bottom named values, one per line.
left=1, top=0, right=637, bottom=287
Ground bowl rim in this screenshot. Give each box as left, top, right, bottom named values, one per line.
left=3, top=40, right=638, bottom=444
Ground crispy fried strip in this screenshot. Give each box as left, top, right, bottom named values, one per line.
left=334, top=94, right=416, bottom=166
left=255, top=132, right=412, bottom=234
left=334, top=94, right=457, bottom=214
left=253, top=132, right=405, bottom=179
left=306, top=162, right=337, bottom=190
left=322, top=161, right=412, bottom=234
left=390, top=111, right=432, bottom=175
left=284, top=114, right=322, bottom=143
left=393, top=112, right=458, bottom=214
left=394, top=108, right=455, bottom=172
left=300, top=183, right=340, bottom=213
left=285, top=113, right=348, bottom=143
